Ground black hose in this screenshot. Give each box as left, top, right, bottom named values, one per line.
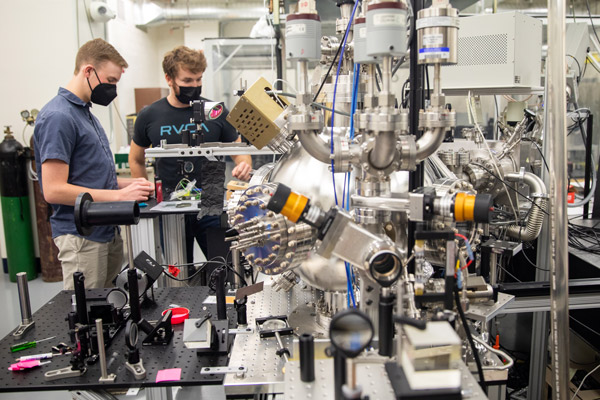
left=454, top=288, right=487, bottom=394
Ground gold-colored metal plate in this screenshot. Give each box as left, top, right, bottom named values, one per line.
left=226, top=77, right=289, bottom=149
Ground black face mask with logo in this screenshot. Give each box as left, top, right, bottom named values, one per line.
left=87, top=69, right=117, bottom=106
left=175, top=84, right=202, bottom=105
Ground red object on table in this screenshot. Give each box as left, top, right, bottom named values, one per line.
left=162, top=307, right=189, bottom=325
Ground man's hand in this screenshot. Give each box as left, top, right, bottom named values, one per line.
left=117, top=179, right=154, bottom=201
left=232, top=161, right=252, bottom=181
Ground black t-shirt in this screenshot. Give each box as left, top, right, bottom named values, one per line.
left=133, top=97, right=239, bottom=194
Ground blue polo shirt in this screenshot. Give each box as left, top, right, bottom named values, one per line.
left=34, top=88, right=119, bottom=242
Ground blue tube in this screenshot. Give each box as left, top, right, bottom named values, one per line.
left=330, top=0, right=360, bottom=206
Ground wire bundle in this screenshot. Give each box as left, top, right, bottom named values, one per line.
left=568, top=221, right=600, bottom=255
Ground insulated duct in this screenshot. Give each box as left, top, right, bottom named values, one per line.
left=138, top=2, right=267, bottom=27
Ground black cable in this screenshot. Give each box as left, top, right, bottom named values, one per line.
left=587, top=58, right=600, bottom=74
left=470, top=163, right=549, bottom=216
left=520, top=249, right=550, bottom=272
left=567, top=54, right=582, bottom=83
left=454, top=288, right=487, bottom=394
left=313, top=27, right=350, bottom=103
left=522, top=138, right=549, bottom=172
left=570, top=315, right=600, bottom=338
left=162, top=260, right=227, bottom=282
left=585, top=0, right=600, bottom=45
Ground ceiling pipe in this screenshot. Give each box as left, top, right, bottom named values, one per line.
left=137, top=3, right=267, bottom=27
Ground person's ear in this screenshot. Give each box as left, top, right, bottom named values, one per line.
left=165, top=73, right=173, bottom=87
left=83, top=64, right=94, bottom=78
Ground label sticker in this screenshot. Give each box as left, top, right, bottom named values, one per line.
left=286, top=23, right=306, bottom=36
left=359, top=27, right=367, bottom=38
left=416, top=16, right=460, bottom=30
left=418, top=47, right=450, bottom=60
left=422, top=34, right=444, bottom=46
left=373, top=13, right=403, bottom=26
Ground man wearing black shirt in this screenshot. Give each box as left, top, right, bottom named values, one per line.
left=129, top=46, right=251, bottom=259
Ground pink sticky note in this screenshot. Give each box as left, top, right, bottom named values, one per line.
left=155, top=368, right=182, bottom=383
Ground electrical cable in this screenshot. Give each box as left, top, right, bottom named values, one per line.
left=467, top=91, right=519, bottom=220
left=568, top=117, right=597, bottom=207
left=313, top=29, right=349, bottom=103
left=567, top=54, right=582, bottom=83
left=585, top=0, right=600, bottom=45
left=570, top=363, right=600, bottom=400
left=519, top=249, right=550, bottom=272
left=570, top=315, right=600, bottom=339
left=470, top=163, right=549, bottom=216
left=330, top=0, right=360, bottom=206
left=454, top=288, right=487, bottom=394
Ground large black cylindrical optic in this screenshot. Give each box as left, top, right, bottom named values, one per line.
left=299, top=333, right=315, bottom=382
left=75, top=192, right=140, bottom=236
left=378, top=291, right=395, bottom=357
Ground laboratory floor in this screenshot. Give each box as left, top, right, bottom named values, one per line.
left=0, top=271, right=66, bottom=399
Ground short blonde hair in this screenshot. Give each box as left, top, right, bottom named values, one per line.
left=74, top=38, right=128, bottom=74
left=162, top=46, right=207, bottom=79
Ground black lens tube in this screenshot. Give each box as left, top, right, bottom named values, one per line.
left=128, top=268, right=141, bottom=323
left=378, top=290, right=395, bottom=357
left=73, top=272, right=88, bottom=326
left=299, top=333, right=315, bottom=382
left=75, top=192, right=140, bottom=236
left=216, top=268, right=227, bottom=320
left=333, top=350, right=347, bottom=400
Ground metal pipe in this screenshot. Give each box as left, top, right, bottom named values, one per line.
left=298, top=60, right=309, bottom=97
left=415, top=127, right=445, bottom=162
left=16, top=272, right=33, bottom=324
left=546, top=0, right=570, bottom=398
left=367, top=64, right=376, bottom=100
left=274, top=331, right=289, bottom=363
left=297, top=130, right=332, bottom=164
left=95, top=319, right=109, bottom=380
left=433, top=63, right=442, bottom=98
left=382, top=56, right=391, bottom=94
left=369, top=130, right=397, bottom=170
left=505, top=172, right=547, bottom=241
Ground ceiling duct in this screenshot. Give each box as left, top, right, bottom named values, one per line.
left=138, top=1, right=267, bottom=27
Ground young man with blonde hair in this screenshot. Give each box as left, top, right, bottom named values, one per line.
left=34, top=38, right=154, bottom=289
left=129, top=46, right=251, bottom=260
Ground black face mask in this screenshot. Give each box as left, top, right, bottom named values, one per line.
left=175, top=84, right=202, bottom=105
left=87, top=69, right=117, bottom=106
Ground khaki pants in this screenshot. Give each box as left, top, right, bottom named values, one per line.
left=54, top=229, right=123, bottom=290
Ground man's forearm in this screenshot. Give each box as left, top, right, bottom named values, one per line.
left=232, top=154, right=252, bottom=167
left=44, top=182, right=121, bottom=206
left=129, top=160, right=148, bottom=179
left=117, top=177, right=135, bottom=189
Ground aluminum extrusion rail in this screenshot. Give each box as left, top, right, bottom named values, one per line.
left=145, top=143, right=278, bottom=159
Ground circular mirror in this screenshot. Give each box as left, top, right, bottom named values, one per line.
left=262, top=319, right=287, bottom=331
left=107, top=288, right=128, bottom=309
left=329, top=309, right=374, bottom=358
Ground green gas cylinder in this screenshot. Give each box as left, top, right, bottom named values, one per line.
left=0, top=126, right=36, bottom=281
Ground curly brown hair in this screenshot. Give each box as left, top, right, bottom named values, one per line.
left=74, top=38, right=128, bottom=74
left=162, top=46, right=207, bottom=79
